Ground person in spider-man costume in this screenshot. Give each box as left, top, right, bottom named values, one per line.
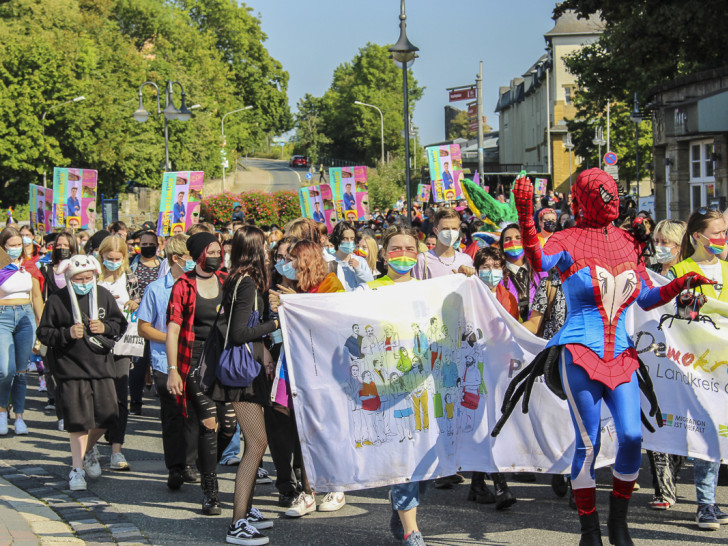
left=491, top=169, right=712, bottom=546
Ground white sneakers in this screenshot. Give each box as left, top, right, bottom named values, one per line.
left=110, top=452, right=130, bottom=471
left=83, top=448, right=102, bottom=479
left=318, top=492, right=346, bottom=512
left=0, top=413, right=28, bottom=435
left=285, top=493, right=316, bottom=518
left=68, top=468, right=87, bottom=491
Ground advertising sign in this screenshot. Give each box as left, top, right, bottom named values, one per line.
left=157, top=171, right=205, bottom=237
left=298, top=184, right=337, bottom=233
left=29, top=185, right=53, bottom=234
left=427, top=144, right=464, bottom=203
left=417, top=183, right=431, bottom=204
left=329, top=166, right=369, bottom=222
left=52, top=168, right=97, bottom=229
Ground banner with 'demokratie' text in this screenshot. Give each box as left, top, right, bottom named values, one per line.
left=279, top=274, right=728, bottom=491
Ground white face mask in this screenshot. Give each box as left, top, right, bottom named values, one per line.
left=436, top=229, right=459, bottom=248
left=654, top=245, right=674, bottom=264
left=224, top=254, right=231, bottom=270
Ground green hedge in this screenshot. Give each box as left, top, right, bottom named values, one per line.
left=201, top=190, right=299, bottom=227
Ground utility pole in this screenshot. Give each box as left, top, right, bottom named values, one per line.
left=476, top=61, right=484, bottom=185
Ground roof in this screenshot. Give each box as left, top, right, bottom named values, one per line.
left=544, top=10, right=604, bottom=37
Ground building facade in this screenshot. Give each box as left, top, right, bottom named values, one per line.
left=647, top=66, right=728, bottom=221
left=495, top=11, right=603, bottom=193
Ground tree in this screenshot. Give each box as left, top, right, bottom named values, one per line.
left=293, top=43, right=424, bottom=167
left=292, top=94, right=331, bottom=165
left=447, top=110, right=475, bottom=140
left=368, top=157, right=406, bottom=210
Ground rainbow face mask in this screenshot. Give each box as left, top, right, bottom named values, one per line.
left=387, top=250, right=417, bottom=275
left=699, top=233, right=726, bottom=255
left=355, top=247, right=369, bottom=258
left=503, top=240, right=525, bottom=260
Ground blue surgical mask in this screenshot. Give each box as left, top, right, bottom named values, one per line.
left=22, top=236, right=33, bottom=246
left=269, top=242, right=276, bottom=249
left=479, top=269, right=503, bottom=288
left=281, top=261, right=298, bottom=280
left=103, top=259, right=121, bottom=271
left=72, top=281, right=94, bottom=296
left=339, top=242, right=356, bottom=255
left=6, top=247, right=22, bottom=260
left=184, top=259, right=196, bottom=272
left=274, top=259, right=286, bottom=276
left=325, top=247, right=336, bottom=256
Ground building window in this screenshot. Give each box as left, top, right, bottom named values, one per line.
left=689, top=139, right=716, bottom=210
left=564, top=86, right=572, bottom=105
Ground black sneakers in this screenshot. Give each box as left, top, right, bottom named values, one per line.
left=226, top=518, right=269, bottom=545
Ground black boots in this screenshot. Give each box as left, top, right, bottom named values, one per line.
left=491, top=472, right=516, bottom=510
left=201, top=472, right=221, bottom=515
left=467, top=471, right=495, bottom=504
left=579, top=511, right=603, bottom=546
left=607, top=495, right=634, bottom=546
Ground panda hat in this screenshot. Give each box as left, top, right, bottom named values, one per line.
left=58, top=255, right=102, bottom=323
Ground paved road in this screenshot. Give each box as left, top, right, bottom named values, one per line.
left=231, top=158, right=307, bottom=193
left=1, top=374, right=727, bottom=545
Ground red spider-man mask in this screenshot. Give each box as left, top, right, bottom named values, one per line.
left=572, top=168, right=619, bottom=227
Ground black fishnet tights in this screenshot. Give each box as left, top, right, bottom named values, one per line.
left=231, top=402, right=268, bottom=521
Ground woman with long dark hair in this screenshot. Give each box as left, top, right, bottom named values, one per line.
left=214, top=226, right=278, bottom=545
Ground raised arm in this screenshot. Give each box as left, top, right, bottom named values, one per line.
left=636, top=269, right=714, bottom=311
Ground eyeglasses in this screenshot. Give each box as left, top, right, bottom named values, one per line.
left=698, top=205, right=720, bottom=215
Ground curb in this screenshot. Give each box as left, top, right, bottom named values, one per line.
left=0, top=460, right=150, bottom=545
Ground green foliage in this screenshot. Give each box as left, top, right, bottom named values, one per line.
left=294, top=43, right=424, bottom=167
left=201, top=190, right=298, bottom=227
left=446, top=110, right=475, bottom=141
left=367, top=157, right=406, bottom=210
left=0, top=0, right=292, bottom=209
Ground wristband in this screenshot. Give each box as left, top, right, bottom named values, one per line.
left=167, top=366, right=178, bottom=372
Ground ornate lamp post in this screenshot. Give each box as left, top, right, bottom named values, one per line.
left=354, top=100, right=385, bottom=165
left=221, top=106, right=253, bottom=190
left=389, top=0, right=418, bottom=224
left=629, top=92, right=644, bottom=191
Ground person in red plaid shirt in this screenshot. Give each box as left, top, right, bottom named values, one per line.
left=166, top=232, right=236, bottom=517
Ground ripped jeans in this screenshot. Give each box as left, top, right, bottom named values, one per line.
left=0, top=304, right=35, bottom=414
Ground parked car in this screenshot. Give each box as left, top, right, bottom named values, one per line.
left=289, top=155, right=307, bottom=168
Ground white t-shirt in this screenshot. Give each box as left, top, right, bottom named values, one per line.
left=698, top=261, right=723, bottom=296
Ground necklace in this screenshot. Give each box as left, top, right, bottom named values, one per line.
left=433, top=250, right=456, bottom=266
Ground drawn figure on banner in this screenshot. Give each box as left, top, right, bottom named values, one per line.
left=67, top=185, right=81, bottom=217
left=442, top=162, right=454, bottom=192
left=36, top=202, right=44, bottom=226
left=361, top=325, right=384, bottom=368
left=396, top=347, right=412, bottom=374
left=344, top=323, right=364, bottom=361
left=373, top=359, right=397, bottom=437
left=343, top=183, right=356, bottom=213
left=460, top=355, right=482, bottom=432
left=382, top=324, right=400, bottom=369
left=389, top=372, right=415, bottom=442
left=312, top=201, right=325, bottom=223
left=426, top=317, right=443, bottom=370
left=444, top=392, right=456, bottom=436
left=359, top=370, right=385, bottom=444
left=411, top=322, right=429, bottom=365
left=409, top=360, right=433, bottom=432
left=345, top=363, right=367, bottom=448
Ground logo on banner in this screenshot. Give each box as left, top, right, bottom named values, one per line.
left=719, top=424, right=728, bottom=438
left=661, top=413, right=674, bottom=427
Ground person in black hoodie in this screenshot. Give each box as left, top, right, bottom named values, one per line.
left=36, top=255, right=127, bottom=492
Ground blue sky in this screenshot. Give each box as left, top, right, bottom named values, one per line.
left=252, top=0, right=558, bottom=146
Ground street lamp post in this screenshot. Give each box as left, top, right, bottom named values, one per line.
left=133, top=80, right=193, bottom=171
left=592, top=126, right=606, bottom=168
left=629, top=92, right=644, bottom=191
left=41, top=96, right=86, bottom=187
left=221, top=106, right=253, bottom=190
left=563, top=132, right=574, bottom=187
left=354, top=100, right=385, bottom=165
left=389, top=0, right=418, bottom=224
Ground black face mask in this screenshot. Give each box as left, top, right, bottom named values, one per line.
left=140, top=245, right=158, bottom=259
left=203, top=257, right=221, bottom=273
left=54, top=247, right=71, bottom=262
left=543, top=220, right=558, bottom=233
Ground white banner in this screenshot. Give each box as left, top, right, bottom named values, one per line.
left=279, top=274, right=728, bottom=492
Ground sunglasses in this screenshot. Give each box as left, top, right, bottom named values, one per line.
left=698, top=205, right=720, bottom=215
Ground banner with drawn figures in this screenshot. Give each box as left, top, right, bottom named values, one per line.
left=29, top=184, right=53, bottom=234
left=52, top=168, right=97, bottom=229
left=417, top=183, right=431, bottom=204
left=329, top=166, right=368, bottom=222
left=534, top=178, right=548, bottom=196
left=279, top=273, right=728, bottom=491
left=157, top=171, right=205, bottom=237
left=298, top=184, right=337, bottom=233
left=427, top=144, right=464, bottom=203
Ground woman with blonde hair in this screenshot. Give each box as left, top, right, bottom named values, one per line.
left=358, top=234, right=381, bottom=278
left=651, top=220, right=686, bottom=277
left=97, top=235, right=141, bottom=471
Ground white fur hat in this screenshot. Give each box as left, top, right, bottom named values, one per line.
left=58, top=255, right=102, bottom=280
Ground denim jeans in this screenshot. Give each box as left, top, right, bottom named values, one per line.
left=694, top=458, right=720, bottom=505
left=0, top=304, right=35, bottom=414
left=391, top=480, right=428, bottom=511
left=220, top=423, right=241, bottom=464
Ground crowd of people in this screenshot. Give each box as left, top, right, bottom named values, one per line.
left=0, top=171, right=726, bottom=545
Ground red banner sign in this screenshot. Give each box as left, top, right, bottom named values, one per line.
left=449, top=87, right=476, bottom=102
left=467, top=103, right=477, bottom=117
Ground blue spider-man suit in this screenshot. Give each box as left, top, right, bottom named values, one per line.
left=493, top=169, right=710, bottom=546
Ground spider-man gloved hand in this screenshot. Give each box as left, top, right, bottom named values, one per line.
left=513, top=174, right=534, bottom=226
left=659, top=272, right=715, bottom=304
